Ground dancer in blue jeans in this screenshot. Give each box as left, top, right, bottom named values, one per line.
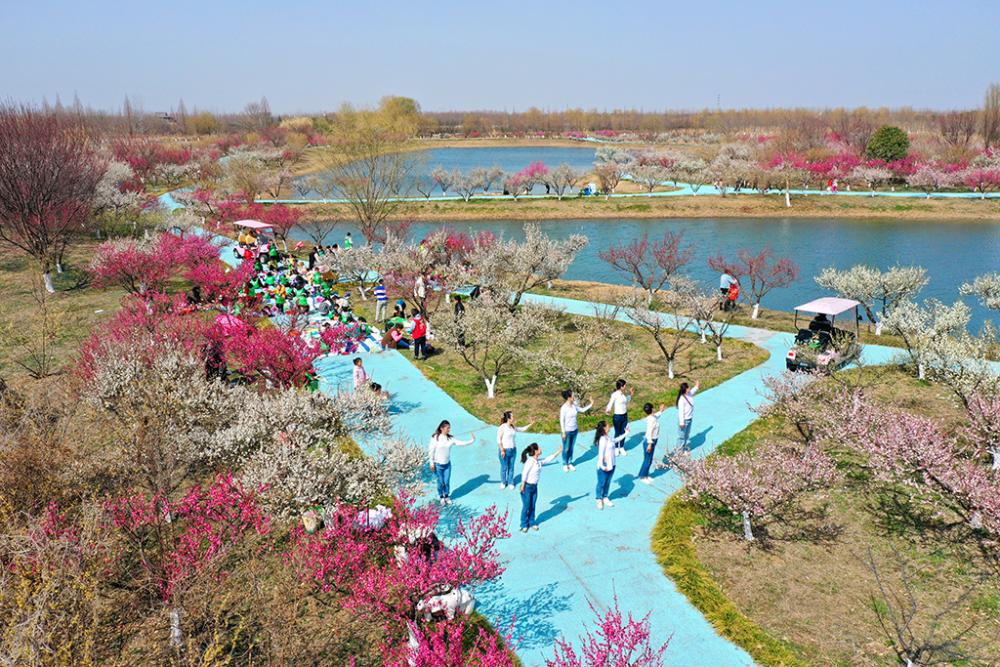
left=676, top=380, right=700, bottom=452
left=638, top=402, right=665, bottom=484
left=428, top=420, right=476, bottom=505
left=605, top=379, right=634, bottom=457
left=594, top=420, right=629, bottom=509
left=518, top=442, right=563, bottom=532
left=497, top=411, right=534, bottom=489
left=559, top=390, right=593, bottom=472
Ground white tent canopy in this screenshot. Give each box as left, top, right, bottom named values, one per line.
left=793, top=297, right=861, bottom=316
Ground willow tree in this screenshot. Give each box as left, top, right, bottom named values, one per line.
left=320, top=105, right=424, bottom=244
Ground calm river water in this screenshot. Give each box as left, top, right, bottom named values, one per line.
left=294, top=146, right=600, bottom=197
left=301, top=217, right=1000, bottom=327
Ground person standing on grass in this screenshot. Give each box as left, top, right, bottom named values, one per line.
left=595, top=420, right=628, bottom=510
left=352, top=357, right=369, bottom=390
left=559, top=390, right=593, bottom=472
left=453, top=294, right=466, bottom=347
left=497, top=412, right=534, bottom=490
left=519, top=441, right=563, bottom=533
left=720, top=272, right=738, bottom=311
left=428, top=420, right=476, bottom=505
left=677, top=380, right=700, bottom=452
left=605, top=379, right=634, bottom=456
left=373, top=279, right=388, bottom=323
left=411, top=310, right=428, bottom=361
left=638, top=402, right=665, bottom=485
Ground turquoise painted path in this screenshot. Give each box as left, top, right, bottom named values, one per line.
left=313, top=295, right=901, bottom=667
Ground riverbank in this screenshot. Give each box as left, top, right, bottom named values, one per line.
left=293, top=191, right=1000, bottom=223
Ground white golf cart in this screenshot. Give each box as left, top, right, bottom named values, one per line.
left=785, top=297, right=862, bottom=372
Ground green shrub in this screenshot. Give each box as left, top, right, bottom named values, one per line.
left=866, top=126, right=910, bottom=162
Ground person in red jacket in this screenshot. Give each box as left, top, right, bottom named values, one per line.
left=411, top=309, right=428, bottom=360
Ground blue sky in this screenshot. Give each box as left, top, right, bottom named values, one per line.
left=2, top=0, right=998, bottom=115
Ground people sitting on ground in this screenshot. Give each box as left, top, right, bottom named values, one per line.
left=381, top=322, right=410, bottom=350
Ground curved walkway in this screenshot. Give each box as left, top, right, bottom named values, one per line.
left=313, top=294, right=900, bottom=667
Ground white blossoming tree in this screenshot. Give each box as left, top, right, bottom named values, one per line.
left=619, top=277, right=700, bottom=379
left=880, top=299, right=971, bottom=380
left=815, top=264, right=928, bottom=335
left=470, top=223, right=588, bottom=310
left=435, top=300, right=556, bottom=398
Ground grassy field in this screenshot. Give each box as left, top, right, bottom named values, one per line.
left=347, top=297, right=769, bottom=434
left=289, top=189, right=1000, bottom=223
left=0, top=245, right=129, bottom=379
left=531, top=279, right=914, bottom=351
left=656, top=367, right=1000, bottom=667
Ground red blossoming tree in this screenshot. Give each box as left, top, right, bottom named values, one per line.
left=708, top=247, right=800, bottom=319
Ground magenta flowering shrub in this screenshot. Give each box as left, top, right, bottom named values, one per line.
left=108, top=473, right=270, bottom=602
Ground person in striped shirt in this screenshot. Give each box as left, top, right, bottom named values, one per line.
left=373, top=279, right=388, bottom=322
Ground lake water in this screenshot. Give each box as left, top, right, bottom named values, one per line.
left=293, top=146, right=600, bottom=198
left=299, top=217, right=1000, bottom=328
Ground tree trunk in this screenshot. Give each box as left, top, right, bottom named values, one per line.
left=742, top=511, right=755, bottom=541
left=484, top=375, right=497, bottom=398
left=752, top=303, right=760, bottom=319
left=917, top=362, right=925, bottom=380
left=56, top=263, right=63, bottom=274
left=875, top=321, right=883, bottom=336
left=716, top=344, right=723, bottom=361
left=700, top=326, right=707, bottom=344
left=784, top=175, right=791, bottom=207
left=667, top=358, right=674, bottom=379
left=169, top=608, right=183, bottom=648
left=42, top=272, right=55, bottom=293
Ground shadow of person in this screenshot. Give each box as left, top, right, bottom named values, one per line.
left=619, top=432, right=644, bottom=456
left=613, top=473, right=636, bottom=499
left=535, top=493, right=588, bottom=524
left=450, top=474, right=490, bottom=500
left=574, top=443, right=597, bottom=465
left=686, top=426, right=713, bottom=452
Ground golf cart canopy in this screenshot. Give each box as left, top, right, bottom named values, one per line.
left=793, top=297, right=861, bottom=316
left=234, top=220, right=273, bottom=230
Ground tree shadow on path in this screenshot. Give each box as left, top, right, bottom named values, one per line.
left=477, top=580, right=574, bottom=650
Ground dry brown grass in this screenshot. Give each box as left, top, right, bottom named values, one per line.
left=0, top=244, right=128, bottom=379
left=691, top=369, right=1000, bottom=667
left=290, top=190, right=1000, bottom=223
left=533, top=279, right=913, bottom=350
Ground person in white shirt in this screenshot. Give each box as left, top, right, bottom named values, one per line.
left=677, top=380, right=700, bottom=451
left=559, top=390, right=593, bottom=472
left=428, top=420, right=476, bottom=504
left=638, top=402, right=666, bottom=484
left=594, top=420, right=629, bottom=509
left=604, top=379, right=634, bottom=457
left=497, top=411, right=534, bottom=489
left=518, top=442, right=563, bottom=532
